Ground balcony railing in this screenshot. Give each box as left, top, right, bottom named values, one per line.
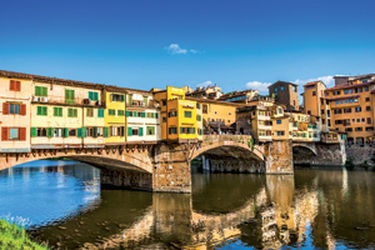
left=31, top=95, right=105, bottom=107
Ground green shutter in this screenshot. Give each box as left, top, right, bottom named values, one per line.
left=143, top=97, right=148, bottom=105
left=133, top=111, right=137, bottom=117
left=156, top=113, right=159, bottom=119
left=120, top=95, right=125, bottom=102
left=141, top=112, right=146, bottom=118
left=126, top=111, right=131, bottom=117
left=98, top=108, right=104, bottom=118
left=77, top=128, right=82, bottom=138
left=104, top=127, right=109, bottom=138
left=82, top=127, right=87, bottom=138
left=64, top=128, right=69, bottom=138
left=93, top=127, right=98, bottom=137
left=139, top=127, right=143, bottom=136
left=128, top=95, right=132, bottom=104
left=31, top=127, right=37, bottom=137
left=128, top=127, right=132, bottom=136
left=47, top=128, right=53, bottom=138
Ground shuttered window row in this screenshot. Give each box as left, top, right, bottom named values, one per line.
left=1, top=127, right=26, bottom=141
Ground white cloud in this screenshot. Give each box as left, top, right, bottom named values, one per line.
left=245, top=81, right=271, bottom=94
left=165, top=43, right=198, bottom=55
left=294, top=75, right=335, bottom=88
left=196, top=80, right=213, bottom=88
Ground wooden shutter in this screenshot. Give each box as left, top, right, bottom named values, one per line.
left=20, top=104, right=26, bottom=115
left=9, top=80, right=15, bottom=91
left=1, top=127, right=9, bottom=141
left=19, top=128, right=26, bottom=141
left=15, top=81, right=21, bottom=91
left=2, top=103, right=9, bottom=115
left=139, top=127, right=143, bottom=136
left=31, top=127, right=37, bottom=137
left=104, top=127, right=109, bottom=138
left=128, top=127, right=132, bottom=136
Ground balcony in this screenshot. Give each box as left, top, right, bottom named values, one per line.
left=31, top=95, right=105, bottom=107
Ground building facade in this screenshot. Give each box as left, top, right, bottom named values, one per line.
left=0, top=72, right=32, bottom=153
left=125, top=90, right=160, bottom=143
left=268, top=81, right=299, bottom=111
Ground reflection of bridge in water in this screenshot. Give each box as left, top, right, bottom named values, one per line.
left=51, top=175, right=321, bottom=250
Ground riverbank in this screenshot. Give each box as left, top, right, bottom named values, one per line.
left=0, top=220, right=47, bottom=250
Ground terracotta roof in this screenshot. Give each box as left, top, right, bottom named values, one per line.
left=304, top=80, right=326, bottom=88
left=268, top=80, right=298, bottom=88
left=186, top=96, right=243, bottom=106
left=0, top=69, right=151, bottom=94
left=325, top=81, right=374, bottom=91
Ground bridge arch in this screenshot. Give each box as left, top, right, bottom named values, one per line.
left=292, top=143, right=318, bottom=156
left=190, top=136, right=264, bottom=162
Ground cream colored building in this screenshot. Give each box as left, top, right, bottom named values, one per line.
left=126, top=90, right=161, bottom=143
left=0, top=71, right=32, bottom=152
left=31, top=78, right=105, bottom=149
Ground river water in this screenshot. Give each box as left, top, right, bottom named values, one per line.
left=0, top=160, right=375, bottom=249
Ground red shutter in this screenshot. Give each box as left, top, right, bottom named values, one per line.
left=19, top=127, right=26, bottom=141
left=20, top=104, right=26, bottom=115
left=1, top=127, right=8, bottom=141
left=16, top=81, right=21, bottom=91
left=3, top=103, right=9, bottom=115
left=9, top=80, right=15, bottom=91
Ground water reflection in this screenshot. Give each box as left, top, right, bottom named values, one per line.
left=0, top=160, right=100, bottom=228
left=1, top=162, right=375, bottom=249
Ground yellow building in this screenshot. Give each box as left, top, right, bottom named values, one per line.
left=104, top=87, right=126, bottom=145
left=187, top=98, right=239, bottom=134
left=271, top=105, right=292, bottom=140
left=153, top=86, right=201, bottom=142
left=0, top=71, right=32, bottom=152
left=30, top=78, right=105, bottom=149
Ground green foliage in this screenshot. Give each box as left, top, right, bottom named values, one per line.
left=0, top=220, right=48, bottom=250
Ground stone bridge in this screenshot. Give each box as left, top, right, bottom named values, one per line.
left=0, top=135, right=345, bottom=192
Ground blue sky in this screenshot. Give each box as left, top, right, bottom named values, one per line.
left=1, top=0, right=375, bottom=94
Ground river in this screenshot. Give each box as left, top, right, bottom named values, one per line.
left=0, top=160, right=375, bottom=249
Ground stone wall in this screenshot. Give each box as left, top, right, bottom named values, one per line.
left=100, top=167, right=152, bottom=191
left=152, top=143, right=192, bottom=193
left=293, top=142, right=346, bottom=166
left=208, top=158, right=265, bottom=173
left=263, top=140, right=294, bottom=174
left=346, top=144, right=375, bottom=165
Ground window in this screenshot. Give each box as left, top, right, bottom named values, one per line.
left=37, top=106, right=48, bottom=116
left=37, top=128, right=47, bottom=137
left=184, top=111, right=192, bottom=118
left=69, top=129, right=76, bottom=136
left=146, top=126, right=155, bottom=135
left=9, top=80, right=21, bottom=91
left=364, top=86, right=369, bottom=92
left=312, top=91, right=316, bottom=96
left=111, top=94, right=125, bottom=102
left=168, top=110, right=177, bottom=117
left=65, top=89, right=75, bottom=104
left=196, top=103, right=201, bottom=109
left=86, top=108, right=94, bottom=117
left=2, top=127, right=26, bottom=141
left=108, top=109, right=116, bottom=116
left=35, top=86, right=48, bottom=97
left=276, top=119, right=282, bottom=124
left=277, top=131, right=285, bottom=136
left=2, top=103, right=26, bottom=115
left=202, top=104, right=208, bottom=114
left=53, top=128, right=64, bottom=137
left=366, top=106, right=371, bottom=111
left=366, top=97, right=370, bottom=102
left=355, top=107, right=362, bottom=113
left=98, top=108, right=104, bottom=118
left=117, top=110, right=125, bottom=116
left=168, top=127, right=177, bottom=134
left=197, top=115, right=202, bottom=121
left=280, top=86, right=284, bottom=91
left=53, top=107, right=63, bottom=117
left=68, top=108, right=78, bottom=117
left=88, top=91, right=99, bottom=101
left=110, top=126, right=125, bottom=136
left=367, top=118, right=372, bottom=124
